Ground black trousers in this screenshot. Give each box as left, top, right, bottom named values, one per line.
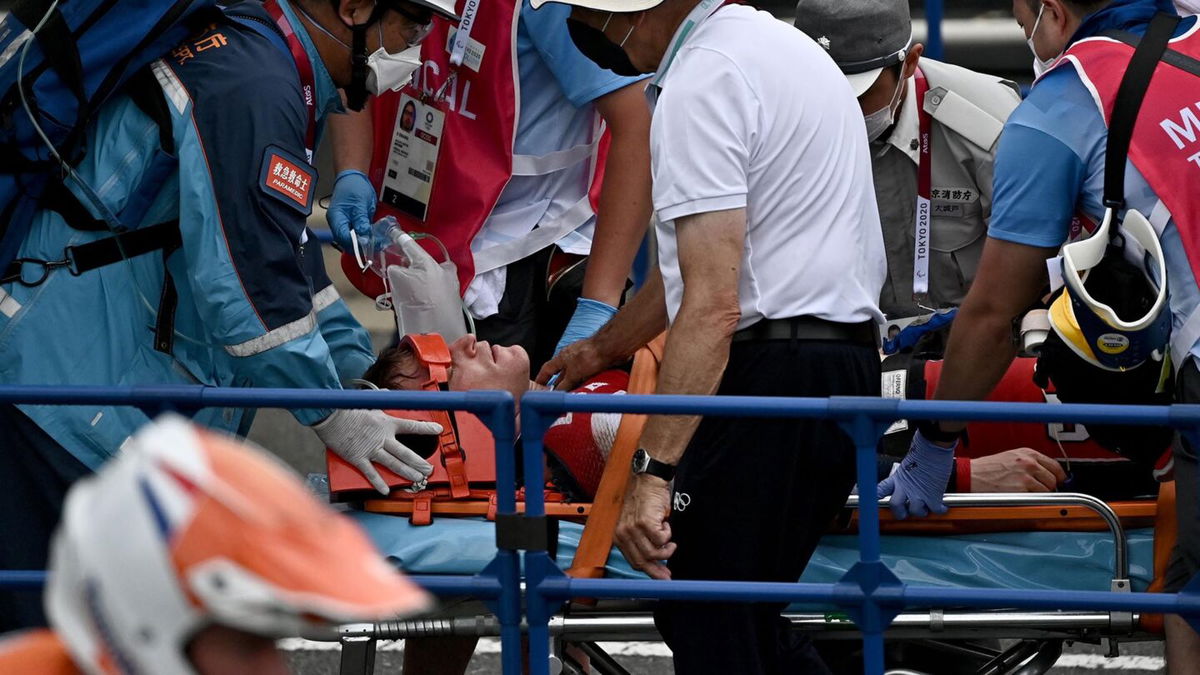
left=474, top=246, right=586, bottom=378
left=653, top=338, right=881, bottom=675
left=1167, top=361, right=1200, bottom=593
left=0, top=404, right=89, bottom=631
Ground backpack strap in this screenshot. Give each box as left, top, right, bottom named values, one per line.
left=6, top=66, right=184, bottom=352
left=224, top=11, right=290, bottom=58
left=1100, top=26, right=1200, bottom=80
left=1103, top=13, right=1182, bottom=211
left=9, top=0, right=86, bottom=111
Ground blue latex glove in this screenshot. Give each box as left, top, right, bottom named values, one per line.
left=553, top=298, right=617, bottom=357
left=327, top=170, right=377, bottom=251
left=876, top=430, right=956, bottom=519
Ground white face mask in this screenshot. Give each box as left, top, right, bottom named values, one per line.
left=299, top=4, right=426, bottom=95
left=864, top=73, right=906, bottom=143
left=1027, top=3, right=1061, bottom=78
left=366, top=43, right=422, bottom=94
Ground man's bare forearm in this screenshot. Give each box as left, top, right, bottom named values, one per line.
left=592, top=266, right=668, bottom=363
left=637, top=291, right=738, bottom=464
left=585, top=85, right=654, bottom=307
left=932, top=238, right=1057, bottom=433
left=636, top=208, right=746, bottom=464
left=934, top=302, right=1018, bottom=433
left=330, top=108, right=375, bottom=173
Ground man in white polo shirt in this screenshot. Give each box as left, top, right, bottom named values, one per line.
left=534, top=0, right=885, bottom=670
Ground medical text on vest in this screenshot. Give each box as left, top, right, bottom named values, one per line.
left=1160, top=102, right=1200, bottom=168
left=414, top=61, right=478, bottom=121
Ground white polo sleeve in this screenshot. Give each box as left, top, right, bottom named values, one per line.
left=651, top=47, right=760, bottom=223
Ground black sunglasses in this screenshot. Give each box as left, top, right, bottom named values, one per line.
left=387, top=2, right=434, bottom=26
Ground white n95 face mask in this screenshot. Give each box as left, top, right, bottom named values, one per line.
left=366, top=44, right=422, bottom=95
left=864, top=74, right=905, bottom=143
left=1026, top=3, right=1061, bottom=78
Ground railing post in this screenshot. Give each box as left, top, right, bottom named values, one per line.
left=520, top=394, right=559, bottom=675
left=832, top=400, right=900, bottom=675
left=925, top=0, right=944, bottom=61
left=482, top=392, right=523, bottom=675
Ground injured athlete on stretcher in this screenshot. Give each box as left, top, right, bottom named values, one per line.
left=359, top=332, right=626, bottom=500
left=357, top=332, right=1166, bottom=501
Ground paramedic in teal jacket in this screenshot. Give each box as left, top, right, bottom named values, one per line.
left=0, top=0, right=453, bottom=630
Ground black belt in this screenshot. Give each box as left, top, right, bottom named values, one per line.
left=732, top=316, right=878, bottom=347
left=2, top=220, right=181, bottom=287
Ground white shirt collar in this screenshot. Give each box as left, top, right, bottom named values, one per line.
left=881, top=75, right=920, bottom=164
left=650, top=0, right=727, bottom=91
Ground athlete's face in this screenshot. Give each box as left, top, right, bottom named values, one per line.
left=370, top=336, right=530, bottom=404
left=446, top=334, right=531, bottom=403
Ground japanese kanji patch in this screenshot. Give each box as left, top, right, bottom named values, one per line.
left=260, top=145, right=316, bottom=214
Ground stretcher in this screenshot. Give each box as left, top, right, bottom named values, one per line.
left=331, top=489, right=1169, bottom=675
left=322, top=338, right=1177, bottom=674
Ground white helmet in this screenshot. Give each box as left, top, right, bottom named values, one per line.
left=402, top=0, right=460, bottom=21
left=45, top=415, right=431, bottom=675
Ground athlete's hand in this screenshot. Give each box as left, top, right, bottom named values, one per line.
left=970, top=448, right=1067, bottom=493
left=536, top=336, right=615, bottom=391
left=615, top=475, right=676, bottom=580
left=327, top=170, right=376, bottom=251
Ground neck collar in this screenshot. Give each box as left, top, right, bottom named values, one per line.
left=884, top=73, right=920, bottom=164
left=650, top=0, right=728, bottom=90
left=1071, top=0, right=1177, bottom=44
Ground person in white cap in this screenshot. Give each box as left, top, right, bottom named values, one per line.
left=795, top=0, right=1022, bottom=322
left=533, top=0, right=885, bottom=671
left=0, top=414, right=431, bottom=674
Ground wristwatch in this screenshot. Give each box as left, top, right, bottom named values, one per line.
left=631, top=448, right=676, bottom=481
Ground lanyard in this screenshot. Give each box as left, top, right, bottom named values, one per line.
left=265, top=0, right=317, bottom=162
left=650, top=0, right=726, bottom=91
left=449, top=0, right=479, bottom=68
left=912, top=67, right=932, bottom=299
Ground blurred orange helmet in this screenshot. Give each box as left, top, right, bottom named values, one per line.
left=45, top=414, right=430, bottom=675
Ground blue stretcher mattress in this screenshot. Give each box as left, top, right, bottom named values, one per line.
left=351, top=512, right=1155, bottom=593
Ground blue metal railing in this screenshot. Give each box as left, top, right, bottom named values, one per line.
left=519, top=392, right=1200, bottom=675
left=926, top=0, right=945, bottom=61
left=3, top=386, right=1198, bottom=672
left=0, top=385, right=522, bottom=675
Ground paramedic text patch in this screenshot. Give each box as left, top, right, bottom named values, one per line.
left=260, top=146, right=315, bottom=214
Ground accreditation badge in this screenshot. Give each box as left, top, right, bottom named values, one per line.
left=381, top=93, right=446, bottom=221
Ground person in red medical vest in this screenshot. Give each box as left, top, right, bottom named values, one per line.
left=886, top=0, right=1200, bottom=667
left=327, top=0, right=653, bottom=375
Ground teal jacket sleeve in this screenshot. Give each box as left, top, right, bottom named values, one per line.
left=163, top=20, right=348, bottom=424
left=302, top=236, right=377, bottom=384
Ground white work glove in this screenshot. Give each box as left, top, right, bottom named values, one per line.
left=313, top=409, right=441, bottom=495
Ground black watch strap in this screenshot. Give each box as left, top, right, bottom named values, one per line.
left=916, top=419, right=963, bottom=444
left=632, top=448, right=676, bottom=481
